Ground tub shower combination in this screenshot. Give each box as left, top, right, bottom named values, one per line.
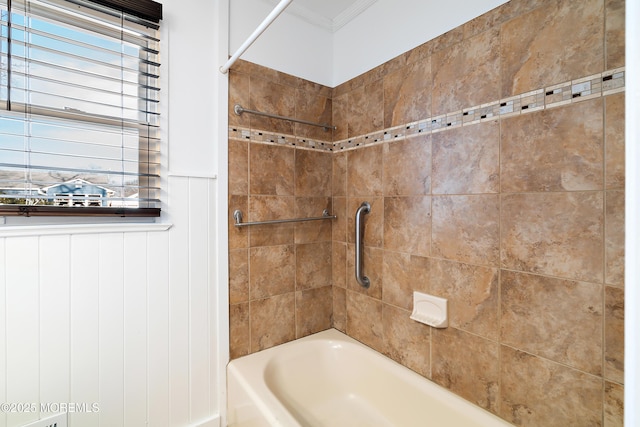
left=229, top=200, right=512, bottom=426
left=227, top=329, right=512, bottom=427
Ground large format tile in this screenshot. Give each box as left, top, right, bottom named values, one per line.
left=383, top=196, right=431, bottom=256
left=250, top=293, right=296, bottom=352
left=500, top=346, right=603, bottom=427
left=501, top=270, right=603, bottom=375
left=605, top=286, right=624, bottom=384
left=383, top=135, right=431, bottom=196
left=381, top=251, right=430, bottom=310
left=249, top=245, right=295, bottom=300
left=501, top=192, right=604, bottom=283
left=295, top=286, right=332, bottom=338
left=383, top=57, right=432, bottom=128
left=500, top=0, right=604, bottom=97
left=605, top=93, right=625, bottom=190
left=501, top=99, right=604, bottom=193
left=432, top=328, right=500, bottom=412
left=432, top=121, right=499, bottom=195
left=249, top=143, right=295, bottom=196
left=346, top=290, right=384, bottom=352
left=432, top=28, right=500, bottom=116
left=432, top=195, right=500, bottom=266
left=382, top=304, right=431, bottom=378
left=605, top=191, right=625, bottom=287
left=430, top=258, right=499, bottom=340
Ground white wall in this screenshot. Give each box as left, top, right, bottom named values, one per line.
left=229, top=0, right=333, bottom=85
left=229, top=0, right=507, bottom=86
left=0, top=0, right=229, bottom=425
left=332, top=0, right=508, bottom=84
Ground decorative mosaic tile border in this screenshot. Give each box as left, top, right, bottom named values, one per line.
left=229, top=67, right=625, bottom=153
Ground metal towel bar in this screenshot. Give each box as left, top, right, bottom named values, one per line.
left=233, top=209, right=336, bottom=227
left=233, top=104, right=336, bottom=131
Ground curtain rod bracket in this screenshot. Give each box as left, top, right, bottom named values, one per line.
left=220, top=0, right=294, bottom=73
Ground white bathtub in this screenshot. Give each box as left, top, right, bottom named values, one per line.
left=227, top=329, right=513, bottom=427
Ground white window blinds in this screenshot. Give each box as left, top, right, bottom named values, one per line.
left=0, top=0, right=161, bottom=216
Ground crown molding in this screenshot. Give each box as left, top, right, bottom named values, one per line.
left=263, top=0, right=377, bottom=32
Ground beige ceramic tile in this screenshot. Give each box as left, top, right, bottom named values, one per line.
left=381, top=251, right=430, bottom=310
left=501, top=99, right=604, bottom=192
left=332, top=286, right=347, bottom=332
left=383, top=196, right=431, bottom=256
left=346, top=290, right=384, bottom=353
left=501, top=192, right=604, bottom=283
left=294, top=88, right=332, bottom=141
left=432, top=195, right=500, bottom=266
left=501, top=270, right=603, bottom=375
left=228, top=71, right=250, bottom=128
left=430, top=258, right=499, bottom=340
left=249, top=245, right=295, bottom=300
left=229, top=249, right=249, bottom=304
left=295, top=286, right=332, bottom=338
left=249, top=143, right=295, bottom=196
left=295, top=150, right=332, bottom=197
left=295, top=242, right=332, bottom=291
left=432, top=327, right=500, bottom=412
left=383, top=56, right=432, bottom=128
left=605, top=93, right=625, bottom=190
left=605, top=286, right=624, bottom=383
left=500, top=0, right=604, bottom=97
left=332, top=152, right=347, bottom=197
left=347, top=80, right=384, bottom=137
left=249, top=77, right=296, bottom=134
left=383, top=135, right=431, bottom=196
left=382, top=304, right=431, bottom=378
left=346, top=197, right=383, bottom=247
left=248, top=196, right=295, bottom=247
left=331, top=196, right=347, bottom=243
left=332, top=241, right=347, bottom=289
left=606, top=191, right=625, bottom=287
left=250, top=293, right=295, bottom=352
left=432, top=121, right=499, bottom=194
left=229, top=303, right=249, bottom=359
left=605, top=0, right=625, bottom=70
left=500, top=346, right=603, bottom=427
left=229, top=140, right=248, bottom=196
left=229, top=195, right=248, bottom=250
left=432, top=28, right=500, bottom=115
left=294, top=197, right=332, bottom=244
left=332, top=94, right=348, bottom=141
left=605, top=381, right=624, bottom=427
left=347, top=145, right=384, bottom=197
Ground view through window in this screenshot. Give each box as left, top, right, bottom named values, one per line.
left=0, top=0, right=161, bottom=216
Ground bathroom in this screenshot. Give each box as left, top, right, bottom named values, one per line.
left=0, top=0, right=635, bottom=426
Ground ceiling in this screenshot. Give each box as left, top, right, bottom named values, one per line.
left=263, top=0, right=377, bottom=32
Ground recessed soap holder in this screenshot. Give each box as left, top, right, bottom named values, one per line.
left=410, top=291, right=448, bottom=328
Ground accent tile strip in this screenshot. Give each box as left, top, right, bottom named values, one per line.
left=229, top=68, right=625, bottom=153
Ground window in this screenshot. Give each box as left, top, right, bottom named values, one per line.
left=0, top=0, right=162, bottom=217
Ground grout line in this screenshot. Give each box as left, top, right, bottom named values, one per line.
left=230, top=68, right=625, bottom=155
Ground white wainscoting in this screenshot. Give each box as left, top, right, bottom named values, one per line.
left=0, top=175, right=221, bottom=427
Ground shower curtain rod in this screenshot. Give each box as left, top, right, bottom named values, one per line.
left=220, top=0, right=293, bottom=74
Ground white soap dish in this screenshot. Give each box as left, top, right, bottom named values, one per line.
left=410, top=291, right=448, bottom=328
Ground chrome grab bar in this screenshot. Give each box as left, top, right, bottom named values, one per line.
left=355, top=201, right=371, bottom=288
left=233, top=209, right=335, bottom=227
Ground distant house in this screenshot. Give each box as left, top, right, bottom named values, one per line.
left=41, top=179, right=115, bottom=207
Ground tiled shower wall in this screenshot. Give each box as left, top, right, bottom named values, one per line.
left=227, top=60, right=334, bottom=358
left=228, top=0, right=625, bottom=425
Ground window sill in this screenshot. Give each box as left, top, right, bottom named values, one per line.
left=0, top=222, right=172, bottom=238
